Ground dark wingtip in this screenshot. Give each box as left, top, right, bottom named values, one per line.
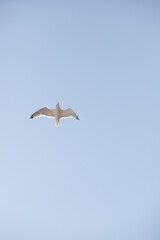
left=30, top=115, right=33, bottom=119
left=77, top=117, right=80, bottom=120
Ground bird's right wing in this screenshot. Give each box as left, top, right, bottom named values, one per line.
left=30, top=107, right=55, bottom=119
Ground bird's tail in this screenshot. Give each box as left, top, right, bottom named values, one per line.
left=55, top=118, right=59, bottom=127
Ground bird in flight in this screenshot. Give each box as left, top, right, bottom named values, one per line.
left=30, top=102, right=79, bottom=127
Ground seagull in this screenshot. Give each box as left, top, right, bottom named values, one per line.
left=30, top=102, right=79, bottom=127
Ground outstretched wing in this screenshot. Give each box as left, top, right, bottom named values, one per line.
left=60, top=108, right=79, bottom=120
left=30, top=107, right=55, bottom=119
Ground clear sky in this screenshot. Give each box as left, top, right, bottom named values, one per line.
left=0, top=1, right=160, bottom=239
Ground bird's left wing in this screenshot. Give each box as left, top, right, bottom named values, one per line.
left=60, top=108, right=79, bottom=120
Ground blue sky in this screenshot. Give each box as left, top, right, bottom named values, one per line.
left=0, top=1, right=160, bottom=239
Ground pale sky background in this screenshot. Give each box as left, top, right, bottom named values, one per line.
left=0, top=1, right=160, bottom=239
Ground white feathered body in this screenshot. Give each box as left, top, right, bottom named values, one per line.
left=30, top=102, right=79, bottom=127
